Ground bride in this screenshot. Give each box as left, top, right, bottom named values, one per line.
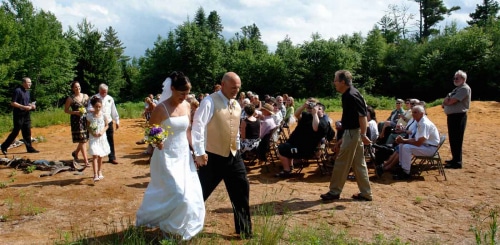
left=136, top=71, right=205, bottom=240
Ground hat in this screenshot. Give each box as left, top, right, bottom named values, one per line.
left=260, top=103, right=275, bottom=115
left=396, top=99, right=404, bottom=103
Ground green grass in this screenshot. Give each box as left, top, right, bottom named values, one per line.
left=0, top=102, right=145, bottom=137
left=50, top=187, right=413, bottom=245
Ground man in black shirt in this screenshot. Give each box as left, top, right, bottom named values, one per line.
left=320, top=70, right=372, bottom=201
left=276, top=98, right=329, bottom=178
left=1, top=77, right=39, bottom=155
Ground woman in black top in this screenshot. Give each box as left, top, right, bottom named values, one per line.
left=240, top=104, right=261, bottom=153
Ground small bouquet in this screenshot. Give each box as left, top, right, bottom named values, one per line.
left=78, top=106, right=87, bottom=116
left=88, top=120, right=99, bottom=134
left=144, top=124, right=171, bottom=145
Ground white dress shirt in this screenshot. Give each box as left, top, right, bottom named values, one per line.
left=88, top=94, right=120, bottom=125
left=191, top=91, right=240, bottom=156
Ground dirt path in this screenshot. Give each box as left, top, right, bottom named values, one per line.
left=0, top=101, right=499, bottom=244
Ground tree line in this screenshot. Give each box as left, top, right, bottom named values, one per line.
left=1, top=0, right=499, bottom=113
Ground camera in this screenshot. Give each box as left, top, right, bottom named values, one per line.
left=307, top=102, right=316, bottom=108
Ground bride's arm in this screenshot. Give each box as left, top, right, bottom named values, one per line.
left=149, top=103, right=167, bottom=149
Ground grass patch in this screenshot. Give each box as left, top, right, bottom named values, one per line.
left=470, top=204, right=499, bottom=245
left=2, top=191, right=46, bottom=220
left=50, top=186, right=414, bottom=244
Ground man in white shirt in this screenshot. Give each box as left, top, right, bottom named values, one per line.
left=89, top=84, right=120, bottom=164
left=191, top=72, right=252, bottom=239
left=393, top=105, right=440, bottom=180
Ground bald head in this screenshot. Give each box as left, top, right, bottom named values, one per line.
left=221, top=72, right=241, bottom=99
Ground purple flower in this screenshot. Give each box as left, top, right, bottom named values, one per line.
left=149, top=126, right=163, bottom=136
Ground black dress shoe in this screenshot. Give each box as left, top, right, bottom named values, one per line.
left=27, top=148, right=39, bottom=153
left=320, top=192, right=340, bottom=201
left=445, top=162, right=462, bottom=169
left=1, top=148, right=7, bottom=156
left=392, top=171, right=411, bottom=180
left=445, top=160, right=455, bottom=164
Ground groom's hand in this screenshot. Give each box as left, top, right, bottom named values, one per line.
left=195, top=154, right=208, bottom=167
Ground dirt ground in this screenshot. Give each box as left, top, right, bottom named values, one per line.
left=0, top=101, right=499, bottom=244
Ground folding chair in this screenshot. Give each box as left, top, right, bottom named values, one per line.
left=293, top=139, right=331, bottom=175
left=241, top=148, right=259, bottom=166
left=257, top=127, right=280, bottom=170
left=411, top=134, right=447, bottom=180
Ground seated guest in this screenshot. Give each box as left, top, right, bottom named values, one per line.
left=251, top=94, right=262, bottom=109
left=143, top=97, right=156, bottom=124
left=396, top=98, right=414, bottom=127
left=378, top=99, right=405, bottom=143
left=366, top=106, right=379, bottom=142
left=240, top=105, right=261, bottom=154
left=189, top=98, right=199, bottom=125
left=197, top=93, right=205, bottom=102
left=240, top=98, right=251, bottom=120
left=271, top=101, right=283, bottom=126
left=276, top=96, right=287, bottom=118
left=392, top=105, right=440, bottom=180
left=385, top=99, right=419, bottom=145
left=283, top=96, right=296, bottom=127
left=275, top=98, right=329, bottom=178
left=259, top=103, right=277, bottom=139
left=238, top=91, right=246, bottom=107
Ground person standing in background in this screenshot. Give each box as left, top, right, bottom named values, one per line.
left=64, top=81, right=90, bottom=166
left=89, top=84, right=120, bottom=164
left=1, top=77, right=39, bottom=155
left=320, top=70, right=372, bottom=202
left=442, top=70, right=471, bottom=169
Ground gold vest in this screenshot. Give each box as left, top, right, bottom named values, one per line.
left=206, top=93, right=241, bottom=157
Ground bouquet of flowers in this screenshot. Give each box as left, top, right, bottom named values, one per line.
left=88, top=120, right=99, bottom=134
left=144, top=124, right=171, bottom=145
left=78, top=106, right=87, bottom=116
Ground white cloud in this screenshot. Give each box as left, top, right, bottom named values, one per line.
left=29, top=0, right=482, bottom=57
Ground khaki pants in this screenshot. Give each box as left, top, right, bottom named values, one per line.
left=328, top=128, right=372, bottom=199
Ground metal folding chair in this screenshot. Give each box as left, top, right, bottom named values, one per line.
left=411, top=134, right=447, bottom=180
left=257, top=127, right=280, bottom=170
left=293, top=139, right=331, bottom=175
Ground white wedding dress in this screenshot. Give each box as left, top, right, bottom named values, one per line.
left=136, top=115, right=205, bottom=240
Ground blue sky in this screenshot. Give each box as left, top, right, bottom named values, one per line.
left=30, top=0, right=481, bottom=58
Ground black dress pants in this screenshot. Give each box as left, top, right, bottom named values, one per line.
left=447, top=113, right=467, bottom=165
left=198, top=151, right=252, bottom=236
left=106, top=121, right=116, bottom=161
left=1, top=112, right=33, bottom=151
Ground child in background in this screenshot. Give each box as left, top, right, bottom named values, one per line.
left=87, top=96, right=111, bottom=182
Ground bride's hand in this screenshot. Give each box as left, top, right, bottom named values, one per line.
left=195, top=154, right=208, bottom=167
left=156, top=142, right=164, bottom=150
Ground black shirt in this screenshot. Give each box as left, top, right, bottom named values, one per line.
left=243, top=118, right=260, bottom=139
left=340, top=86, right=367, bottom=129
left=288, top=111, right=329, bottom=155
left=12, top=86, right=31, bottom=115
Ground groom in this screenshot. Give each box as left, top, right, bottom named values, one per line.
left=192, top=72, right=252, bottom=238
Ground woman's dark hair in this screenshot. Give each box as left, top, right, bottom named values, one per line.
left=90, top=96, right=102, bottom=106
left=169, top=71, right=191, bottom=92
left=367, top=105, right=377, bottom=122
left=70, top=81, right=79, bottom=89
left=244, top=104, right=256, bottom=116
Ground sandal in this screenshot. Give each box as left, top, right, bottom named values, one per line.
left=85, top=162, right=91, bottom=167
left=98, top=172, right=104, bottom=180
left=72, top=151, right=79, bottom=161
left=93, top=176, right=100, bottom=182
left=351, top=193, right=372, bottom=201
